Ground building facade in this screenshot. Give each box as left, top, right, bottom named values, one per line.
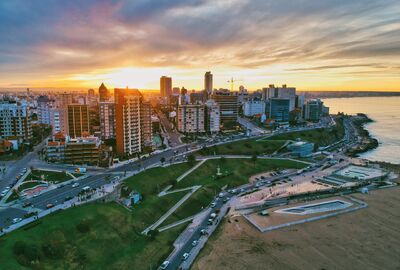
left=99, top=82, right=109, bottom=102
left=211, top=91, right=238, bottom=125
left=67, top=104, right=90, bottom=138
left=262, top=84, right=296, bottom=111
left=268, top=98, right=290, bottom=122
left=115, top=88, right=152, bottom=156
left=0, top=101, right=32, bottom=141
left=204, top=71, right=213, bottom=98
left=160, top=76, right=172, bottom=97
left=243, top=100, right=265, bottom=116
left=99, top=101, right=115, bottom=140
left=37, top=95, right=54, bottom=125
left=205, top=99, right=220, bottom=133
left=177, top=104, right=205, bottom=133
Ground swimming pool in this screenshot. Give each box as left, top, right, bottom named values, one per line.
left=275, top=200, right=353, bottom=215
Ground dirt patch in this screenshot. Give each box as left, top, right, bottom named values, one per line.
left=192, top=186, right=400, bottom=270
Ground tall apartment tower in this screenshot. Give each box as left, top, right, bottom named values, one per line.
left=37, top=95, right=54, bottom=125
left=99, top=82, right=109, bottom=102
left=0, top=101, right=32, bottom=141
left=205, top=99, right=220, bottom=133
left=115, top=88, right=152, bottom=156
left=99, top=102, right=116, bottom=140
left=211, top=91, right=238, bottom=125
left=204, top=71, right=213, bottom=98
left=262, top=84, right=296, bottom=111
left=67, top=104, right=90, bottom=138
left=177, top=104, right=205, bottom=134
left=160, top=76, right=172, bottom=97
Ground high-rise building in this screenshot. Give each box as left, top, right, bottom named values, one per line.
left=211, top=91, right=238, bottom=125
left=99, top=101, right=115, bottom=140
left=58, top=92, right=73, bottom=108
left=268, top=98, right=290, bottom=122
left=160, top=76, right=172, bottom=97
left=49, top=108, right=62, bottom=134
left=99, top=82, right=109, bottom=102
left=172, top=87, right=180, bottom=95
left=177, top=104, right=205, bottom=133
left=205, top=99, right=220, bottom=133
left=115, top=88, right=152, bottom=156
left=67, top=104, right=90, bottom=138
left=303, top=99, right=329, bottom=121
left=204, top=71, right=213, bottom=98
left=0, top=101, right=32, bottom=141
left=37, top=95, right=54, bottom=125
left=262, top=84, right=296, bottom=111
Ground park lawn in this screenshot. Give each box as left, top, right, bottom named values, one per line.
left=0, top=163, right=197, bottom=270
left=268, top=119, right=345, bottom=148
left=162, top=158, right=307, bottom=226
left=198, top=139, right=286, bottom=156
left=0, top=202, right=188, bottom=270
left=27, top=169, right=73, bottom=183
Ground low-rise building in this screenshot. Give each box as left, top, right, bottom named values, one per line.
left=287, top=141, right=314, bottom=157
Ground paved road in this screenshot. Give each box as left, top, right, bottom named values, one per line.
left=158, top=110, right=182, bottom=147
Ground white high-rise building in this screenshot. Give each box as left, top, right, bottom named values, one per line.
left=99, top=102, right=115, bottom=140
left=205, top=99, right=220, bottom=133
left=177, top=104, right=205, bottom=133
left=37, top=95, right=54, bottom=125
left=0, top=101, right=32, bottom=141
left=49, top=108, right=62, bottom=134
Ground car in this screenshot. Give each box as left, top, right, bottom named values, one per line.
left=71, top=183, right=80, bottom=188
left=46, top=203, right=54, bottom=209
left=218, top=192, right=224, bottom=198
left=223, top=197, right=229, bottom=203
left=82, top=186, right=90, bottom=192
left=64, top=196, right=73, bottom=202
left=210, top=202, right=216, bottom=208
left=22, top=202, right=32, bottom=208
left=12, top=217, right=22, bottom=224
left=182, top=252, right=189, bottom=260
left=200, top=229, right=207, bottom=235
left=192, top=240, right=198, bottom=246
left=160, top=261, right=170, bottom=269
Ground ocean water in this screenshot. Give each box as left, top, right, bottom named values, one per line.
left=323, top=97, right=400, bottom=164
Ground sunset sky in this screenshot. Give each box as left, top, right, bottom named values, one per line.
left=0, top=0, right=399, bottom=91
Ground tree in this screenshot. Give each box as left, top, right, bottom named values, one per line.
left=251, top=154, right=257, bottom=167
left=188, top=154, right=196, bottom=166
left=160, top=157, right=166, bottom=165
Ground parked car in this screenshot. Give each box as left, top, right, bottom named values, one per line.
left=192, top=240, right=198, bottom=246
left=71, top=183, right=80, bottom=188
left=210, top=202, right=216, bottom=208
left=160, top=261, right=170, bottom=269
left=12, top=217, right=22, bottom=224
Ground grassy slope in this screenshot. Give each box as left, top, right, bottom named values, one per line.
left=162, top=158, right=306, bottom=225
left=0, top=163, right=192, bottom=270
left=268, top=119, right=345, bottom=147
left=198, top=139, right=285, bottom=156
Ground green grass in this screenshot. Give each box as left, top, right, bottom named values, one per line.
left=162, top=158, right=306, bottom=225
left=0, top=203, right=188, bottom=270
left=5, top=190, right=20, bottom=203
left=0, top=159, right=306, bottom=269
left=0, top=163, right=194, bottom=270
left=26, top=170, right=73, bottom=183
left=268, top=119, right=345, bottom=148
left=198, top=138, right=286, bottom=156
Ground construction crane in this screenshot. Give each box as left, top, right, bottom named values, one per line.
left=227, top=77, right=242, bottom=92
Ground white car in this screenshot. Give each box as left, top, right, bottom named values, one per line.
left=192, top=240, right=198, bottom=246
left=71, top=183, right=80, bottom=188
left=160, top=261, right=170, bottom=269
left=12, top=217, right=22, bottom=224
left=182, top=252, right=189, bottom=260
left=210, top=202, right=216, bottom=208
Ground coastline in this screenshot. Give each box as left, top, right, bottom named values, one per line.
left=346, top=113, right=379, bottom=157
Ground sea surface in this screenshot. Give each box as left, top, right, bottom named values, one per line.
left=323, top=97, right=400, bottom=164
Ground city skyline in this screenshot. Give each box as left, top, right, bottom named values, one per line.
left=1, top=0, right=400, bottom=91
